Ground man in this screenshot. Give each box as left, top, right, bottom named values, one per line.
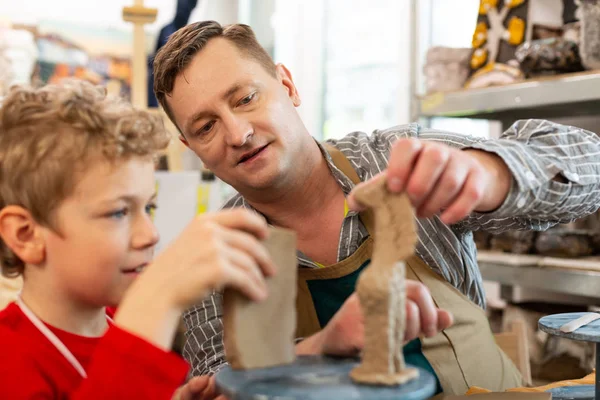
left=154, top=21, right=600, bottom=397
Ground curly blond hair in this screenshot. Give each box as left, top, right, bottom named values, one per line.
left=0, top=79, right=170, bottom=277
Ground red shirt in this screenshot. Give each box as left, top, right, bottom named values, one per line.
left=0, top=302, right=189, bottom=399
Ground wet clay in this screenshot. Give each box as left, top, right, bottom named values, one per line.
left=349, top=178, right=419, bottom=385
left=223, top=227, right=298, bottom=369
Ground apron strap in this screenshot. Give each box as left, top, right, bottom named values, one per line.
left=322, top=143, right=375, bottom=236
left=295, top=143, right=375, bottom=338
left=296, top=279, right=323, bottom=338
left=323, top=143, right=361, bottom=185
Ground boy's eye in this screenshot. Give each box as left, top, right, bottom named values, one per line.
left=108, top=208, right=128, bottom=219
left=145, top=203, right=157, bottom=215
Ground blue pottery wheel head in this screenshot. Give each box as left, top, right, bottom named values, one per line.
left=215, top=355, right=437, bottom=400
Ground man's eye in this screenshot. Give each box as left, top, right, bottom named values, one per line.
left=197, top=121, right=215, bottom=136
left=239, top=93, right=255, bottom=106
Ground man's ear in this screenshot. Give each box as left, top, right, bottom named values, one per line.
left=276, top=64, right=301, bottom=107
left=0, top=206, right=45, bottom=265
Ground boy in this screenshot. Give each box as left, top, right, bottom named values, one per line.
left=0, top=79, right=275, bottom=399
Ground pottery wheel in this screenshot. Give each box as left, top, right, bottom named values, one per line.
left=539, top=313, right=600, bottom=400
left=215, top=355, right=437, bottom=400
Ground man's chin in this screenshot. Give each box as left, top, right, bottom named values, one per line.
left=241, top=180, right=278, bottom=192
left=233, top=172, right=285, bottom=194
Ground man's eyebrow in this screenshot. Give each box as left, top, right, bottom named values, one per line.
left=184, top=83, right=245, bottom=133
left=222, top=83, right=243, bottom=101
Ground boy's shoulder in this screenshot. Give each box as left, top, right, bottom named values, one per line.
left=0, top=303, right=38, bottom=364
left=0, top=302, right=47, bottom=351
left=0, top=303, right=55, bottom=397
left=0, top=302, right=55, bottom=372
left=0, top=302, right=25, bottom=329
left=0, top=302, right=33, bottom=344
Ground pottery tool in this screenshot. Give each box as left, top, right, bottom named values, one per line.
left=559, top=312, right=600, bottom=333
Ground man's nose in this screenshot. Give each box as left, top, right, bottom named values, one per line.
left=224, top=113, right=254, bottom=147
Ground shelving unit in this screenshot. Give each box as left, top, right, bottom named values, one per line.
left=418, top=71, right=600, bottom=123
left=416, top=71, right=600, bottom=303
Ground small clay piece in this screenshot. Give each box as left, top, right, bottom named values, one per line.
left=464, top=62, right=524, bottom=89
left=349, top=178, right=419, bottom=386
left=563, top=21, right=581, bottom=45
left=515, top=38, right=583, bottom=77
left=535, top=229, right=594, bottom=258
left=579, top=0, right=600, bottom=70
left=223, top=227, right=297, bottom=370
left=489, top=230, right=536, bottom=254
left=423, top=46, right=472, bottom=93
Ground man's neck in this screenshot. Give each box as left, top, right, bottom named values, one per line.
left=20, top=274, right=108, bottom=338
left=245, top=143, right=343, bottom=232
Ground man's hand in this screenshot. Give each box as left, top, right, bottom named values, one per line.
left=172, top=376, right=227, bottom=400
left=347, top=138, right=512, bottom=224
left=296, top=280, right=453, bottom=357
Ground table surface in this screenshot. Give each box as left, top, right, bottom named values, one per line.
left=215, top=355, right=437, bottom=400
left=539, top=313, right=600, bottom=342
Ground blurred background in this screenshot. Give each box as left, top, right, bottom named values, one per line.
left=0, top=0, right=488, bottom=141
left=4, top=0, right=600, bottom=385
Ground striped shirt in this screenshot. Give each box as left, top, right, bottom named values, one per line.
left=182, top=120, right=600, bottom=377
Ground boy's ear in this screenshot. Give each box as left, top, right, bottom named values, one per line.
left=0, top=206, right=45, bottom=265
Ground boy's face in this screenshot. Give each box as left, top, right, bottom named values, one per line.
left=42, top=157, right=159, bottom=308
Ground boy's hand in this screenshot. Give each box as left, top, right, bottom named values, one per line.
left=116, top=209, right=275, bottom=351
left=148, top=208, right=276, bottom=310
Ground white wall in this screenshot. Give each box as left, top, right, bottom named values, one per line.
left=273, top=0, right=414, bottom=139
left=272, top=0, right=324, bottom=138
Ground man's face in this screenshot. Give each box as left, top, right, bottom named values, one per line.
left=167, top=38, right=307, bottom=193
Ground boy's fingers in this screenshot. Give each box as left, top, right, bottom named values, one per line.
left=222, top=230, right=276, bottom=277
left=208, top=209, right=269, bottom=239
left=225, top=262, right=268, bottom=302
left=226, top=248, right=268, bottom=294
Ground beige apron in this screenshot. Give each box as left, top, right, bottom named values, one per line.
left=294, top=144, right=522, bottom=395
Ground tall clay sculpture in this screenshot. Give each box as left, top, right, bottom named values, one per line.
left=349, top=178, right=419, bottom=385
